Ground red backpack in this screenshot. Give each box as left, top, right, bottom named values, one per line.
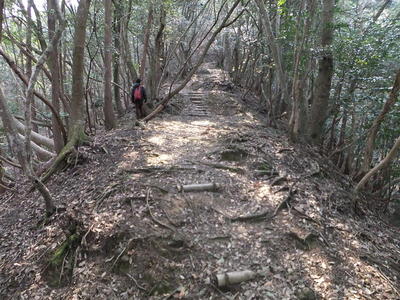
left=134, top=86, right=143, bottom=101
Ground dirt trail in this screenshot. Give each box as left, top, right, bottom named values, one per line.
left=1, top=64, right=400, bottom=299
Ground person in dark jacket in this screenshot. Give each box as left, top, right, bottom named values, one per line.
left=131, top=78, right=147, bottom=119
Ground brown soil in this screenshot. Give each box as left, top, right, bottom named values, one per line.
left=1, top=64, right=400, bottom=299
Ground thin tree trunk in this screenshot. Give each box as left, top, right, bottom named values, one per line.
left=113, top=0, right=123, bottom=116
left=143, top=0, right=245, bottom=122
left=139, top=4, right=154, bottom=80
left=360, top=70, right=400, bottom=175
left=0, top=87, right=55, bottom=214
left=372, top=0, right=392, bottom=23
left=103, top=0, right=116, bottom=129
left=148, top=4, right=166, bottom=103
left=48, top=0, right=64, bottom=153
left=0, top=0, right=4, bottom=41
left=255, top=0, right=288, bottom=112
left=0, top=47, right=67, bottom=142
left=0, top=1, right=64, bottom=214
left=289, top=0, right=316, bottom=141
left=40, top=0, right=91, bottom=184
left=69, top=0, right=91, bottom=141
left=308, top=0, right=335, bottom=145
left=14, top=118, right=54, bottom=149
left=17, top=134, right=55, bottom=161
left=356, top=136, right=400, bottom=191
left=26, top=0, right=38, bottom=133
left=121, top=0, right=137, bottom=86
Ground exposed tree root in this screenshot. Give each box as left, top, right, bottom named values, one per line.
left=146, top=188, right=176, bottom=232
left=40, top=130, right=88, bottom=184
left=230, top=210, right=270, bottom=222
left=273, top=188, right=296, bottom=217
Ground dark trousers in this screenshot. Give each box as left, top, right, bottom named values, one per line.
left=134, top=99, right=145, bottom=119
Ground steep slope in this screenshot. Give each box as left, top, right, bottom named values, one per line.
left=1, top=65, right=400, bottom=300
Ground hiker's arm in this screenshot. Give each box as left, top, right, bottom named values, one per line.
left=142, top=87, right=147, bottom=101
left=130, top=88, right=134, bottom=103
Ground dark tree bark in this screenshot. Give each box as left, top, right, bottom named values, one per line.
left=148, top=4, right=166, bottom=103
left=356, top=136, right=400, bottom=191
left=143, top=0, right=246, bottom=122
left=26, top=0, right=38, bottom=133
left=308, top=0, right=335, bottom=145
left=48, top=0, right=64, bottom=153
left=113, top=0, right=123, bottom=116
left=359, top=70, right=400, bottom=176
left=0, top=87, right=55, bottom=214
left=0, top=47, right=67, bottom=143
left=0, top=0, right=4, bottom=41
left=139, top=4, right=154, bottom=80
left=40, top=0, right=92, bottom=184
left=103, top=0, right=116, bottom=129
left=69, top=0, right=91, bottom=140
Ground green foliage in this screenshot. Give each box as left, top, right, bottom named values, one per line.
left=331, top=1, right=400, bottom=168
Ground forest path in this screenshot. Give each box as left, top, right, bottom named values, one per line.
left=1, top=64, right=400, bottom=299
left=184, top=91, right=210, bottom=117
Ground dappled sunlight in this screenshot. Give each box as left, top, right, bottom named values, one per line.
left=3, top=59, right=399, bottom=300
left=148, top=135, right=167, bottom=146
left=299, top=252, right=335, bottom=296
left=91, top=211, right=127, bottom=235
left=190, top=119, right=215, bottom=126
left=147, top=153, right=175, bottom=165
left=252, top=182, right=274, bottom=201
left=143, top=119, right=221, bottom=166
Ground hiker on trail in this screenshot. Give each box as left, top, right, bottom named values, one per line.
left=131, top=78, right=147, bottom=119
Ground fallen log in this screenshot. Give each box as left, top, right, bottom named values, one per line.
left=230, top=210, right=270, bottom=222
left=197, top=161, right=245, bottom=174
left=178, top=182, right=220, bottom=192
left=206, top=270, right=256, bottom=287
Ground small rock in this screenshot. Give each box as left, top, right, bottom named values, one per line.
left=295, top=287, right=316, bottom=300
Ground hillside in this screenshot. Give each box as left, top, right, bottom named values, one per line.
left=1, top=65, right=400, bottom=300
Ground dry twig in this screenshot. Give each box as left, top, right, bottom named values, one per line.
left=127, top=273, right=147, bottom=291
left=146, top=188, right=176, bottom=232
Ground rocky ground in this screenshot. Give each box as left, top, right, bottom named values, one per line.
left=1, top=65, right=400, bottom=299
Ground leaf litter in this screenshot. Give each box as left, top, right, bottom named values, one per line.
left=0, top=64, right=400, bottom=299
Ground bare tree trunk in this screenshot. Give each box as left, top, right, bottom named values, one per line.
left=308, top=0, right=335, bottom=145
left=0, top=0, right=4, bottom=41
left=356, top=136, right=400, bottom=191
left=26, top=0, right=39, bottom=133
left=69, top=0, right=91, bottom=141
left=372, top=0, right=392, bottom=23
left=359, top=70, right=400, bottom=175
left=0, top=87, right=55, bottom=214
left=326, top=75, right=344, bottom=152
left=17, top=134, right=55, bottom=161
left=139, top=4, right=154, bottom=80
left=148, top=4, right=166, bottom=103
left=289, top=0, right=316, bottom=141
left=223, top=32, right=232, bottom=73
left=0, top=47, right=67, bottom=142
left=0, top=0, right=64, bottom=214
left=143, top=0, right=245, bottom=122
left=231, top=28, right=241, bottom=82
left=48, top=0, right=64, bottom=153
left=103, top=0, right=116, bottom=130
left=40, top=0, right=91, bottom=184
left=121, top=0, right=138, bottom=85
left=14, top=118, right=54, bottom=150
left=340, top=107, right=356, bottom=174
left=255, top=0, right=288, bottom=112
left=113, top=0, right=123, bottom=116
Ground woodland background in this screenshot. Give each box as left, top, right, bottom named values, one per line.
left=0, top=0, right=400, bottom=298
left=0, top=0, right=399, bottom=207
